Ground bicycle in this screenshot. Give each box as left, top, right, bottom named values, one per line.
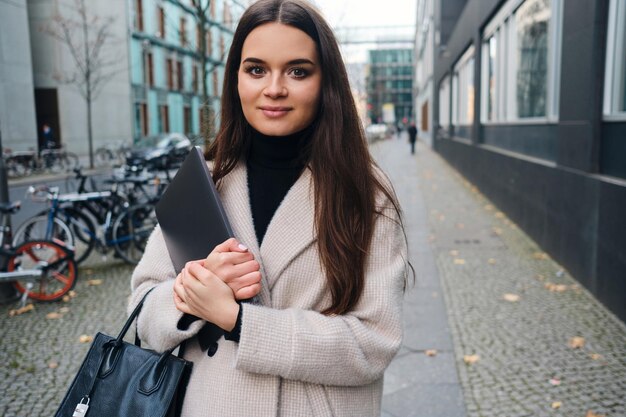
left=13, top=185, right=158, bottom=265
left=0, top=200, right=78, bottom=307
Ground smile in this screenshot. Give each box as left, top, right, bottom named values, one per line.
left=259, top=106, right=292, bottom=118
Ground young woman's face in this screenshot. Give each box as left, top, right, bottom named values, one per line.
left=238, top=23, right=322, bottom=136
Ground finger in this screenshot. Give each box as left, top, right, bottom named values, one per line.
left=212, top=238, right=247, bottom=254
left=235, top=283, right=262, bottom=300
left=226, top=260, right=260, bottom=281
left=228, top=269, right=262, bottom=290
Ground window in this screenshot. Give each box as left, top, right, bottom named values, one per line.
left=177, top=60, right=184, bottom=91
left=159, top=105, right=170, bottom=133
left=439, top=75, right=450, bottom=131
left=481, top=0, right=562, bottom=123
left=145, top=52, right=154, bottom=87
left=452, top=46, right=475, bottom=126
left=180, top=17, right=187, bottom=46
left=184, top=106, right=192, bottom=134
left=134, top=0, right=144, bottom=31
left=604, top=0, right=626, bottom=118
left=192, top=64, right=199, bottom=93
left=135, top=102, right=148, bottom=137
left=158, top=6, right=165, bottom=38
left=166, top=58, right=174, bottom=90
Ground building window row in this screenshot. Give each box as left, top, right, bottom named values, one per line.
left=438, top=0, right=564, bottom=131
left=480, top=0, right=562, bottom=123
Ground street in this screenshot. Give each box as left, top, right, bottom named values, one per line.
left=0, top=138, right=625, bottom=416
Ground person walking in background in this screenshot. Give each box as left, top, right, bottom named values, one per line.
left=41, top=123, right=56, bottom=150
left=129, top=0, right=410, bottom=416
left=408, top=122, right=418, bottom=154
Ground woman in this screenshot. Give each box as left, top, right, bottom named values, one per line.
left=130, top=0, right=409, bottom=416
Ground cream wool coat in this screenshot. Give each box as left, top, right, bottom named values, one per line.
left=130, top=162, right=407, bottom=417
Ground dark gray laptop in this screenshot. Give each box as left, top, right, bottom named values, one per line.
left=155, top=146, right=234, bottom=273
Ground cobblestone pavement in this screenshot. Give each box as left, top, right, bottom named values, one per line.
left=0, top=256, right=135, bottom=417
left=375, top=138, right=625, bottom=417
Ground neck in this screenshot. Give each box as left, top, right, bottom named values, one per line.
left=247, top=126, right=313, bottom=169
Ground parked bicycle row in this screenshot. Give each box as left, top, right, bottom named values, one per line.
left=0, top=140, right=193, bottom=306
left=3, top=132, right=195, bottom=178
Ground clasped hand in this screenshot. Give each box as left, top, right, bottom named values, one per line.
left=173, top=238, right=262, bottom=331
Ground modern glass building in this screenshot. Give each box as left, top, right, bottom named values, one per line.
left=366, top=49, right=413, bottom=126
left=422, top=0, right=626, bottom=322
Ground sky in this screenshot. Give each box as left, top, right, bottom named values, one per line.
left=311, top=0, right=417, bottom=28
left=310, top=0, right=417, bottom=63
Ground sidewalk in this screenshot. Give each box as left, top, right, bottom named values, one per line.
left=377, top=137, right=626, bottom=417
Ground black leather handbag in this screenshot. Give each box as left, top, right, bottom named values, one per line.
left=54, top=291, right=193, bottom=417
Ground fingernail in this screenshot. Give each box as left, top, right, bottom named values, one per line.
left=238, top=243, right=248, bottom=251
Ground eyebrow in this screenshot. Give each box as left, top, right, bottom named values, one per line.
left=241, top=57, right=316, bottom=66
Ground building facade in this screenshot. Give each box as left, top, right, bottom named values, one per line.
left=16, top=0, right=245, bottom=157
left=0, top=0, right=39, bottom=153
left=128, top=0, right=245, bottom=145
left=366, top=48, right=413, bottom=126
left=423, top=0, right=626, bottom=321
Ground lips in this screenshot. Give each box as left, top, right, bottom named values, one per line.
left=259, top=106, right=292, bottom=118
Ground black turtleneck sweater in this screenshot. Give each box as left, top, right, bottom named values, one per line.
left=247, top=128, right=310, bottom=245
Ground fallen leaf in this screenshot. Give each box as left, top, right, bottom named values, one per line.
left=495, top=212, right=505, bottom=219
left=84, top=269, right=93, bottom=276
left=87, top=279, right=103, bottom=286
left=488, top=258, right=497, bottom=265
left=428, top=234, right=436, bottom=242
left=438, top=214, right=445, bottom=221
left=59, top=307, right=70, bottom=314
left=463, top=354, right=480, bottom=365
left=590, top=353, right=603, bottom=361
left=48, top=361, right=59, bottom=369
left=492, top=227, right=503, bottom=235
left=425, top=350, right=438, bottom=357
left=484, top=204, right=494, bottom=211
left=549, top=378, right=561, bottom=386
left=9, top=304, right=34, bottom=316
left=545, top=283, right=569, bottom=292
left=449, top=250, right=459, bottom=256
left=62, top=295, right=71, bottom=303
left=456, top=223, right=465, bottom=229
left=453, top=258, right=466, bottom=265
left=533, top=252, right=548, bottom=260
left=535, top=274, right=545, bottom=281
left=46, top=312, right=62, bottom=320
left=503, top=293, right=520, bottom=302
left=568, top=337, right=585, bottom=349
left=551, top=401, right=562, bottom=409
left=78, top=335, right=93, bottom=344
left=586, top=411, right=605, bottom=417
left=69, top=290, right=77, bottom=298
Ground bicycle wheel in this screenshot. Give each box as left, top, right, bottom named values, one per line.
left=55, top=207, right=96, bottom=264
left=9, top=240, right=78, bottom=302
left=111, top=203, right=157, bottom=264
left=13, top=215, right=75, bottom=249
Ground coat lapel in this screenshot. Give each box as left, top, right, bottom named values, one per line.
left=260, top=168, right=317, bottom=290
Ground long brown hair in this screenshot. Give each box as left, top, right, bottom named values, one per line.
left=207, top=0, right=406, bottom=315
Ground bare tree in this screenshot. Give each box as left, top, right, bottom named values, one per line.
left=189, top=0, right=228, bottom=150
left=44, top=0, right=119, bottom=168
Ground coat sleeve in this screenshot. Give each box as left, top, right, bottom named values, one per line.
left=128, top=225, right=205, bottom=352
left=234, top=206, right=408, bottom=386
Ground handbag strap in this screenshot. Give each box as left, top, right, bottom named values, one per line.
left=130, top=287, right=187, bottom=358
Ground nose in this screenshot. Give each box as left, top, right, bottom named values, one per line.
left=263, top=74, right=287, bottom=98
